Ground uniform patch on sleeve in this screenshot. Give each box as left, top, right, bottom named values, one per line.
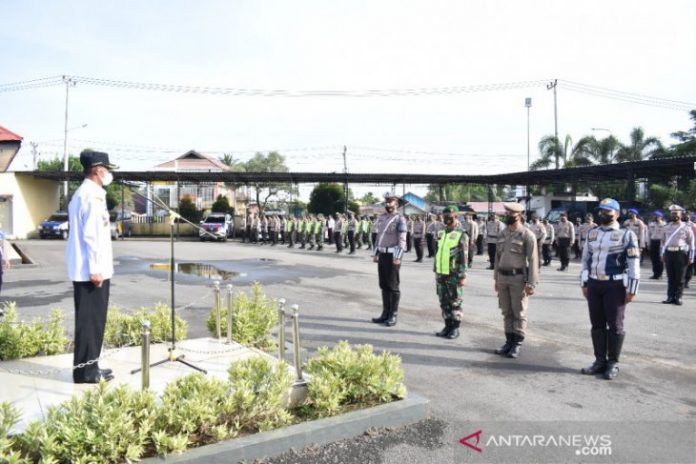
left=626, top=247, right=640, bottom=257
left=610, top=231, right=621, bottom=241
left=589, top=230, right=598, bottom=241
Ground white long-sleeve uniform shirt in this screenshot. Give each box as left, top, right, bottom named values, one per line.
left=580, top=222, right=640, bottom=294
left=66, top=179, right=114, bottom=282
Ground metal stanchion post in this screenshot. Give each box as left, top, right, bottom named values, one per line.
left=291, top=304, right=304, bottom=382
left=214, top=281, right=221, bottom=340
left=141, top=320, right=151, bottom=390
left=226, top=284, right=233, bottom=344
left=278, top=298, right=287, bottom=362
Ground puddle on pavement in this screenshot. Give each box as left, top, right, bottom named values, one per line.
left=149, top=262, right=239, bottom=281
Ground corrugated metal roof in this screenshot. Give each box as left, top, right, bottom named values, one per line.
left=153, top=150, right=230, bottom=171
left=0, top=125, right=23, bottom=142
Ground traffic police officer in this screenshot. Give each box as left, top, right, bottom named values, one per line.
left=580, top=198, right=640, bottom=380
left=493, top=202, right=539, bottom=358
left=67, top=149, right=117, bottom=384
left=371, top=192, right=407, bottom=327
left=434, top=206, right=469, bottom=339
left=661, top=205, right=694, bottom=305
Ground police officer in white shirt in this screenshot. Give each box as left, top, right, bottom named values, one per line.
left=580, top=198, right=640, bottom=380
left=67, top=149, right=117, bottom=384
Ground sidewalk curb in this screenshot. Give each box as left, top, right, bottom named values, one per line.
left=142, top=393, right=429, bottom=463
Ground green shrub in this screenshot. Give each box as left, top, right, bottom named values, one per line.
left=0, top=303, right=69, bottom=360
left=226, top=356, right=294, bottom=432
left=304, top=341, right=407, bottom=418
left=206, top=282, right=278, bottom=350
left=12, top=383, right=157, bottom=464
left=104, top=303, right=187, bottom=347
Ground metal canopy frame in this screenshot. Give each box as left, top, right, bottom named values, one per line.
left=19, top=155, right=695, bottom=185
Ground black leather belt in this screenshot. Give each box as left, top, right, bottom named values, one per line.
left=498, top=268, right=525, bottom=276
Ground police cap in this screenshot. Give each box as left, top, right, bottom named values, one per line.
left=502, top=202, right=524, bottom=213
left=598, top=198, right=620, bottom=212
left=80, top=149, right=118, bottom=172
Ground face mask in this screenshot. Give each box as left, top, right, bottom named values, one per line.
left=100, top=170, right=113, bottom=187
left=671, top=214, right=680, bottom=222
left=444, top=215, right=455, bottom=225
left=598, top=214, right=613, bottom=225
left=385, top=205, right=395, bottom=213
left=504, top=215, right=517, bottom=226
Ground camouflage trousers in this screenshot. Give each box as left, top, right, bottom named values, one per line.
left=436, top=274, right=463, bottom=321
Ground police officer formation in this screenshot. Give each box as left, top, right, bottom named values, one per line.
left=64, top=150, right=695, bottom=384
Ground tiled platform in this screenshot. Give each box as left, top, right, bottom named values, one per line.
left=0, top=337, right=298, bottom=434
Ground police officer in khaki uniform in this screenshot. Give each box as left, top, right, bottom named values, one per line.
left=412, top=215, right=425, bottom=262
left=371, top=192, right=407, bottom=327
left=67, top=149, right=118, bottom=383
left=493, top=202, right=539, bottom=358
left=647, top=211, right=665, bottom=279
left=486, top=215, right=505, bottom=269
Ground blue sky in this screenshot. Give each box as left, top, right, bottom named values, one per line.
left=2, top=0, right=695, bottom=199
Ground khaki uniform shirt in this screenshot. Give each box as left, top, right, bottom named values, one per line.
left=494, top=225, right=539, bottom=287
left=373, top=212, right=408, bottom=259
left=623, top=218, right=647, bottom=248
left=413, top=221, right=425, bottom=238
left=555, top=221, right=575, bottom=244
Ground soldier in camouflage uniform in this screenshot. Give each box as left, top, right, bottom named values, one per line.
left=434, top=206, right=469, bottom=339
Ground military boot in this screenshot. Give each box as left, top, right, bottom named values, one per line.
left=494, top=333, right=514, bottom=355
left=445, top=320, right=460, bottom=339
left=436, top=320, right=452, bottom=337
left=507, top=334, right=523, bottom=358
left=604, top=332, right=625, bottom=380
left=385, top=293, right=400, bottom=327
left=371, top=291, right=390, bottom=323
left=581, top=329, right=608, bottom=375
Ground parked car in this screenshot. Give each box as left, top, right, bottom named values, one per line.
left=199, top=213, right=233, bottom=241
left=109, top=209, right=133, bottom=240
left=39, top=212, right=69, bottom=240
left=109, top=211, right=133, bottom=239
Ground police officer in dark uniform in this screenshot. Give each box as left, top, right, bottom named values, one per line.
left=67, top=149, right=118, bottom=383
left=371, top=192, right=407, bottom=327
left=580, top=198, right=640, bottom=380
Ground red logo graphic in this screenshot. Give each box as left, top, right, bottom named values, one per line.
left=459, top=430, right=483, bottom=453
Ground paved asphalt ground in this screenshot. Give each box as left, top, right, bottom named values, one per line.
left=3, top=238, right=696, bottom=463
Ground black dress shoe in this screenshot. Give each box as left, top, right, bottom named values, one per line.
left=100, top=368, right=113, bottom=376
left=662, top=298, right=675, bottom=304
left=674, top=298, right=683, bottom=306
left=74, top=372, right=114, bottom=384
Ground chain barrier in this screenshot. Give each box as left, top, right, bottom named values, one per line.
left=0, top=342, right=136, bottom=376
left=175, top=342, right=246, bottom=356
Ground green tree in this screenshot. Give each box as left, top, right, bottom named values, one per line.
left=211, top=194, right=232, bottom=214
left=669, top=109, right=696, bottom=157
left=219, top=153, right=245, bottom=172
left=178, top=195, right=200, bottom=222
left=359, top=191, right=378, bottom=205
left=590, top=135, right=621, bottom=164
left=424, top=183, right=502, bottom=203
left=308, top=183, right=345, bottom=215
left=615, top=127, right=664, bottom=162
left=530, top=135, right=596, bottom=170
left=243, top=152, right=296, bottom=211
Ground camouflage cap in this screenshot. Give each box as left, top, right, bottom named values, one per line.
left=442, top=205, right=459, bottom=214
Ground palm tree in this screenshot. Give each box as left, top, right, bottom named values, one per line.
left=615, top=127, right=664, bottom=162
left=219, top=153, right=245, bottom=172
left=591, top=135, right=621, bottom=164
left=530, top=134, right=596, bottom=170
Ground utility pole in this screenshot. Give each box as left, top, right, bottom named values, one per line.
left=342, top=145, right=348, bottom=213
left=30, top=142, right=39, bottom=170
left=62, top=76, right=76, bottom=210
left=546, top=79, right=559, bottom=169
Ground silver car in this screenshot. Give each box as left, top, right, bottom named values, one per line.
left=199, top=213, right=232, bottom=242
